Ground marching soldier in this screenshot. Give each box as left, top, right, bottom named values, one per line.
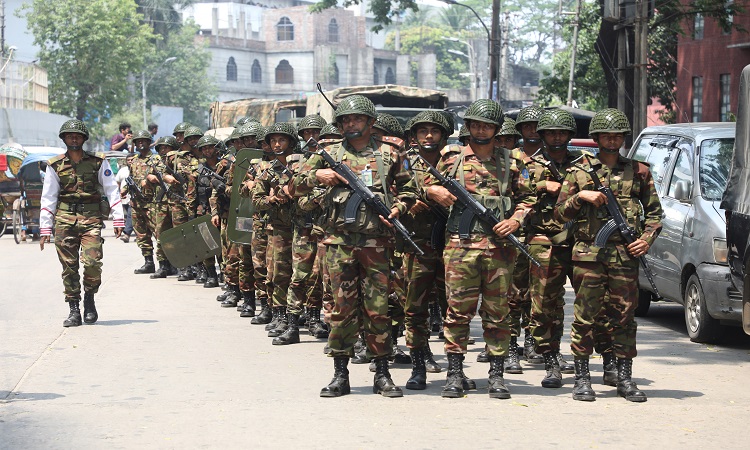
left=173, top=122, right=192, bottom=146
left=40, top=120, right=125, bottom=327
left=195, top=135, right=223, bottom=288
left=555, top=108, right=662, bottom=402
left=127, top=130, right=159, bottom=275
left=149, top=136, right=180, bottom=279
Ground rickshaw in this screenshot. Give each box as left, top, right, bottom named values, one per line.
left=12, top=151, right=61, bottom=243
left=0, top=144, right=27, bottom=237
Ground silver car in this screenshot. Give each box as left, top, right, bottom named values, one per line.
left=628, top=122, right=742, bottom=343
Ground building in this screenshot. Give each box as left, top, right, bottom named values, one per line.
left=676, top=7, right=750, bottom=123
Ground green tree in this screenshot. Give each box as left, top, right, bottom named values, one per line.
left=310, top=0, right=419, bottom=31
left=20, top=0, right=153, bottom=136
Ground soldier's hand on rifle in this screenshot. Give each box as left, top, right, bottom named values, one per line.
left=244, top=179, right=255, bottom=191
left=493, top=219, right=520, bottom=239
left=140, top=179, right=148, bottom=188
left=379, top=206, right=401, bottom=228
left=211, top=214, right=220, bottom=228
left=426, top=186, right=456, bottom=208
left=146, top=174, right=158, bottom=184
left=410, top=199, right=430, bottom=214
left=542, top=181, right=562, bottom=196
left=40, top=235, right=49, bottom=251
left=316, top=168, right=347, bottom=186
left=627, top=239, right=650, bottom=258
left=164, top=174, right=177, bottom=185
left=577, top=191, right=607, bottom=208
left=120, top=188, right=127, bottom=199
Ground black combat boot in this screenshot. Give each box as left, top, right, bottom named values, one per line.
left=63, top=301, right=82, bottom=327
left=351, top=332, right=369, bottom=364
left=405, top=347, right=427, bottom=390
left=541, top=352, right=563, bottom=388
left=373, top=357, right=403, bottom=397
left=429, top=301, right=442, bottom=333
left=250, top=298, right=273, bottom=325
left=459, top=354, right=477, bottom=390
left=150, top=260, right=169, bottom=279
left=177, top=267, right=191, bottom=282
left=616, top=358, right=647, bottom=402
left=488, top=355, right=511, bottom=399
left=477, top=347, right=489, bottom=363
left=239, top=291, right=256, bottom=318
left=186, top=265, right=197, bottom=280
left=320, top=356, right=350, bottom=398
left=267, top=307, right=288, bottom=337
left=264, top=306, right=282, bottom=331
left=216, top=287, right=231, bottom=302
left=167, top=261, right=178, bottom=276
left=602, top=351, right=618, bottom=387
left=195, top=265, right=207, bottom=284
left=424, top=346, right=442, bottom=373
left=390, top=325, right=412, bottom=364
left=134, top=256, right=155, bottom=274
left=441, top=353, right=465, bottom=398
left=572, top=357, right=596, bottom=402
left=307, top=308, right=329, bottom=338
left=220, top=285, right=240, bottom=308
left=524, top=330, right=544, bottom=364
left=272, top=314, right=300, bottom=345
left=505, top=338, right=523, bottom=374
left=297, top=308, right=310, bottom=328
left=555, top=351, right=575, bottom=374
left=82, top=292, right=98, bottom=324
left=203, top=265, right=219, bottom=288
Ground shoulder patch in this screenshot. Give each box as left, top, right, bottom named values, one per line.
left=92, top=152, right=105, bottom=160
left=48, top=153, right=66, bottom=165
left=440, top=143, right=464, bottom=157
left=377, top=136, right=405, bottom=149
left=104, top=168, right=112, bottom=177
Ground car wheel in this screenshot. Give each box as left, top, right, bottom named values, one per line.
left=635, top=289, right=652, bottom=317
left=684, top=274, right=724, bottom=343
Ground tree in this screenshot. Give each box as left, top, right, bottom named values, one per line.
left=20, top=0, right=154, bottom=136
left=310, top=0, right=419, bottom=31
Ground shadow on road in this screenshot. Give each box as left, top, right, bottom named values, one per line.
left=95, top=319, right=159, bottom=326
left=1, top=391, right=65, bottom=403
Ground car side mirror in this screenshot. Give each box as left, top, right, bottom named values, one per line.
left=674, top=179, right=692, bottom=201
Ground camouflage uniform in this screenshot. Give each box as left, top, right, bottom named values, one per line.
left=127, top=151, right=161, bottom=261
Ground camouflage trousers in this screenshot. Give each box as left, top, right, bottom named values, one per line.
left=149, top=202, right=170, bottom=262
left=170, top=202, right=190, bottom=227
left=54, top=217, right=104, bottom=302
left=507, top=252, right=531, bottom=337
left=238, top=243, right=253, bottom=293
left=389, top=252, right=406, bottom=327
left=252, top=225, right=270, bottom=301
left=131, top=203, right=155, bottom=259
left=529, top=244, right=572, bottom=354
left=268, top=225, right=293, bottom=308
left=403, top=246, right=445, bottom=349
left=221, top=219, right=240, bottom=287
left=570, top=252, right=639, bottom=359
left=318, top=241, right=333, bottom=322
left=287, top=227, right=322, bottom=315
left=326, top=243, right=392, bottom=359
left=443, top=245, right=516, bottom=356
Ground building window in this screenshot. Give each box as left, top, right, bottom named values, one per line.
left=275, top=60, right=294, bottom=84
left=226, top=57, right=237, bottom=82
left=385, top=67, right=396, bottom=84
left=374, top=67, right=379, bottom=85
left=328, top=19, right=339, bottom=43
left=720, top=74, right=731, bottom=121
left=277, top=17, right=294, bottom=41
left=694, top=14, right=704, bottom=40
left=330, top=63, right=339, bottom=85
left=251, top=59, right=262, bottom=83
left=692, top=77, right=703, bottom=122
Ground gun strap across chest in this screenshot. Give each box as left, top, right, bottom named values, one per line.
left=447, top=147, right=510, bottom=195
left=336, top=141, right=392, bottom=209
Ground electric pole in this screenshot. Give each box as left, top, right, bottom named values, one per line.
left=490, top=0, right=501, bottom=100
left=566, top=0, right=582, bottom=107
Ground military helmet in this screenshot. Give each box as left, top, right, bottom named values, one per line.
left=265, top=122, right=299, bottom=144
left=373, top=113, right=405, bottom=139
left=458, top=125, right=470, bottom=143
left=514, top=105, right=544, bottom=131
left=197, top=134, right=220, bottom=149
left=297, top=114, right=327, bottom=134
left=496, top=117, right=521, bottom=137
left=155, top=136, right=179, bottom=150
left=58, top=119, right=89, bottom=141
left=256, top=126, right=268, bottom=144
left=589, top=108, right=632, bottom=136
left=436, top=110, right=455, bottom=134
left=235, top=116, right=258, bottom=127
left=319, top=123, right=342, bottom=139
left=239, top=121, right=262, bottom=138
left=407, top=111, right=450, bottom=137
left=334, top=95, right=377, bottom=120
left=537, top=109, right=577, bottom=134
left=228, top=127, right=242, bottom=141
left=463, top=99, right=504, bottom=126
left=173, top=122, right=192, bottom=135
left=184, top=125, right=204, bottom=139
left=132, top=130, right=153, bottom=142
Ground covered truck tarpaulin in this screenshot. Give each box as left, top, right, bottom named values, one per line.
left=209, top=98, right=306, bottom=128
left=721, top=64, right=750, bottom=215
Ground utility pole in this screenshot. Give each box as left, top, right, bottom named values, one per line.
left=632, top=0, right=649, bottom=137
left=499, top=12, right=509, bottom=103
left=566, top=0, right=582, bottom=107
left=1, top=0, right=5, bottom=58
left=490, top=0, right=500, bottom=100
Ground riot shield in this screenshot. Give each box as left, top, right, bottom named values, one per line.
left=160, top=214, right=222, bottom=268
left=227, top=148, right=263, bottom=244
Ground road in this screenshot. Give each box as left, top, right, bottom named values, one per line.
left=1, top=226, right=749, bottom=449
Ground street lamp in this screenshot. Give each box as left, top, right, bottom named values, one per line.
left=444, top=39, right=479, bottom=102
left=141, top=56, right=177, bottom=130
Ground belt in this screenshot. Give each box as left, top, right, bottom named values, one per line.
left=58, top=201, right=100, bottom=214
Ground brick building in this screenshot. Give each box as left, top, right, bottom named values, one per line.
left=676, top=7, right=750, bottom=123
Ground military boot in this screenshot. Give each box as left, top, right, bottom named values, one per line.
left=307, top=308, right=329, bottom=338
left=267, top=307, right=288, bottom=337
left=251, top=298, right=273, bottom=325
left=239, top=291, right=256, bottom=318
left=372, top=357, right=403, bottom=398
left=264, top=306, right=282, bottom=331
left=134, top=256, right=155, bottom=274
left=459, top=354, right=477, bottom=391
left=272, top=314, right=300, bottom=345
left=555, top=351, right=575, bottom=374
left=541, top=352, right=563, bottom=388
left=505, top=338, right=523, bottom=374
left=82, top=292, right=98, bottom=324
left=572, top=357, right=596, bottom=402
left=203, top=265, right=219, bottom=288
left=150, top=260, right=169, bottom=279
left=297, top=308, right=310, bottom=328
left=63, top=301, right=82, bottom=327
left=216, top=287, right=231, bottom=302
left=390, top=325, right=412, bottom=364
left=167, top=262, right=179, bottom=276
left=616, top=358, right=647, bottom=402
left=477, top=347, right=489, bottom=363
left=320, top=356, right=350, bottom=398
left=186, top=265, right=197, bottom=280
left=177, top=268, right=191, bottom=282
left=424, top=345, right=442, bottom=373
left=195, top=264, right=207, bottom=284
left=429, top=301, right=442, bottom=333
left=602, top=351, right=618, bottom=387
left=405, top=347, right=427, bottom=390
left=351, top=332, right=369, bottom=364
left=220, top=285, right=240, bottom=308
left=441, top=353, right=465, bottom=398
left=524, top=330, right=544, bottom=364
left=488, top=355, right=511, bottom=399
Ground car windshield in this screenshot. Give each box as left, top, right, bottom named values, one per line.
left=699, top=138, right=734, bottom=201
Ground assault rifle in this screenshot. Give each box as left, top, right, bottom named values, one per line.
left=530, top=149, right=566, bottom=182
left=164, top=163, right=187, bottom=186
left=404, top=148, right=448, bottom=251
left=124, top=176, right=145, bottom=201
left=197, top=163, right=228, bottom=196
left=315, top=144, right=424, bottom=256
left=154, top=171, right=187, bottom=203
left=413, top=155, right=541, bottom=267
left=578, top=164, right=661, bottom=298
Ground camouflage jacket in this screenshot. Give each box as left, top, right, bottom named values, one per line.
left=401, top=148, right=448, bottom=248
left=250, top=155, right=299, bottom=228
left=555, top=153, right=663, bottom=262
left=126, top=152, right=157, bottom=206
left=209, top=156, right=234, bottom=219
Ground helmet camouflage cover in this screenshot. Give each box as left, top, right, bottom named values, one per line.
left=514, top=105, right=544, bottom=131
left=197, top=134, right=220, bottom=149
left=496, top=117, right=521, bottom=137
left=265, top=122, right=300, bottom=151
left=241, top=121, right=264, bottom=138
left=458, top=125, right=470, bottom=142
left=58, top=119, right=90, bottom=141
left=319, top=123, right=342, bottom=138
left=155, top=136, right=179, bottom=149
left=436, top=110, right=455, bottom=134
left=536, top=109, right=577, bottom=134
left=463, top=99, right=504, bottom=126
left=173, top=122, right=192, bottom=135
left=184, top=125, right=204, bottom=139
left=334, top=95, right=377, bottom=121
left=297, top=114, right=327, bottom=134
left=589, top=108, right=632, bottom=136
left=407, top=111, right=450, bottom=137
left=235, top=116, right=258, bottom=127
left=373, top=113, right=405, bottom=139
left=132, top=130, right=153, bottom=142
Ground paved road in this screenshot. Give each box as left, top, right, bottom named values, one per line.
left=1, top=227, right=749, bottom=449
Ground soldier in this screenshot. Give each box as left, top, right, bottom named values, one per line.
left=555, top=108, right=662, bottom=402
left=127, top=130, right=159, bottom=275
left=173, top=122, right=192, bottom=146
left=495, top=116, right=521, bottom=150
left=39, top=120, right=125, bottom=327
left=149, top=136, right=180, bottom=279
left=195, top=135, right=224, bottom=288
left=297, top=114, right=327, bottom=143
left=425, top=99, right=533, bottom=399
left=457, top=125, right=470, bottom=146
left=293, top=95, right=416, bottom=398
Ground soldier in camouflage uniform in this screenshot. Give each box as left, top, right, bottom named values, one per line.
left=555, top=108, right=662, bottom=402
left=425, top=99, right=533, bottom=399
left=40, top=120, right=125, bottom=327
left=494, top=116, right=521, bottom=151
left=173, top=122, right=192, bottom=146
left=195, top=135, right=224, bottom=288
left=149, top=136, right=180, bottom=278
left=294, top=95, right=417, bottom=398
left=127, top=130, right=159, bottom=275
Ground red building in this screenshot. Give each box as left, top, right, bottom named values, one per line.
left=676, top=8, right=750, bottom=123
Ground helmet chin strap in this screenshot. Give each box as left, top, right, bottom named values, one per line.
left=525, top=138, right=541, bottom=144
left=68, top=145, right=82, bottom=151
left=472, top=137, right=492, bottom=145
left=547, top=144, right=568, bottom=152
left=420, top=143, right=439, bottom=151
left=344, top=131, right=363, bottom=139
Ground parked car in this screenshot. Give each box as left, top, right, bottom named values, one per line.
left=628, top=122, right=741, bottom=343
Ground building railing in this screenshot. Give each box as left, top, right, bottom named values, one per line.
left=0, top=60, right=49, bottom=112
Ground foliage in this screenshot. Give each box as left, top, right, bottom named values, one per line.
left=310, top=0, right=419, bottom=32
